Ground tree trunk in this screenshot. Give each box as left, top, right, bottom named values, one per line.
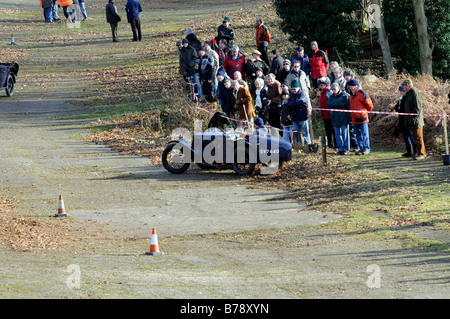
left=413, top=0, right=433, bottom=75
left=370, top=0, right=394, bottom=76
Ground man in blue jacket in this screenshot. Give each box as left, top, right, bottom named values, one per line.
left=125, top=0, right=142, bottom=41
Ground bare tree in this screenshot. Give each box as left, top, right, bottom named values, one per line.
left=412, top=0, right=433, bottom=75
left=365, top=0, right=394, bottom=76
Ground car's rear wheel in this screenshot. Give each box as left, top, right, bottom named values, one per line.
left=232, top=148, right=255, bottom=176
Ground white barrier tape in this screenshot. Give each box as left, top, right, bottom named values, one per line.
left=312, top=107, right=448, bottom=119
left=195, top=102, right=449, bottom=133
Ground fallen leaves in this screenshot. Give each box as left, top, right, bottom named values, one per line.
left=0, top=195, right=71, bottom=251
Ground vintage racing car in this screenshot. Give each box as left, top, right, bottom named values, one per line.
left=162, top=112, right=292, bottom=175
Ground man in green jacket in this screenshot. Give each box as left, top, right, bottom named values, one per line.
left=401, top=79, right=426, bottom=160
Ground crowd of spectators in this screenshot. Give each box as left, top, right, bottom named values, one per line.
left=176, top=16, right=426, bottom=159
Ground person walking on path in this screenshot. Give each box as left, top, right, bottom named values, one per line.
left=347, top=79, right=374, bottom=155
left=401, top=79, right=426, bottom=160
left=79, top=0, right=88, bottom=20
left=40, top=0, right=53, bottom=23
left=57, top=0, right=73, bottom=19
left=51, top=0, right=61, bottom=21
left=125, top=0, right=142, bottom=41
left=106, top=0, right=121, bottom=42
left=255, top=18, right=272, bottom=66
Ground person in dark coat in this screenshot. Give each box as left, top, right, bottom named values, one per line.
left=125, top=0, right=142, bottom=41
left=220, top=78, right=236, bottom=118
left=106, top=0, right=121, bottom=42
left=246, top=50, right=269, bottom=81
left=180, top=38, right=202, bottom=98
left=251, top=77, right=268, bottom=123
left=280, top=88, right=293, bottom=144
left=286, top=80, right=311, bottom=146
left=277, top=59, right=291, bottom=83
left=215, top=39, right=229, bottom=66
left=327, top=83, right=351, bottom=155
left=265, top=73, right=283, bottom=129
left=196, top=47, right=215, bottom=102
left=216, top=17, right=236, bottom=47
left=290, top=46, right=310, bottom=77
left=270, top=49, right=284, bottom=80
left=215, top=66, right=231, bottom=105
left=394, top=85, right=416, bottom=157
left=185, top=29, right=201, bottom=51
left=401, top=79, right=426, bottom=160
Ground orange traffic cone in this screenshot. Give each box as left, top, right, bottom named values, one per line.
left=10, top=34, right=16, bottom=45
left=145, top=228, right=164, bottom=255
left=54, top=195, right=68, bottom=217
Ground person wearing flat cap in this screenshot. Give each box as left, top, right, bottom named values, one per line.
left=246, top=49, right=269, bottom=81
left=400, top=79, right=426, bottom=160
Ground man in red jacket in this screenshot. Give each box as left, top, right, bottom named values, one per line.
left=223, top=45, right=246, bottom=80
left=347, top=79, right=373, bottom=155
left=308, top=41, right=329, bottom=89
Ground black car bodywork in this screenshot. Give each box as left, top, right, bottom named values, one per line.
left=0, top=62, right=19, bottom=97
left=162, top=112, right=292, bottom=175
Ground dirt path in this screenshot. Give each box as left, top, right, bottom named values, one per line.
left=1, top=78, right=448, bottom=300
left=0, top=0, right=448, bottom=300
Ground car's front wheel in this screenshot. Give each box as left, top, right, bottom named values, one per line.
left=5, top=74, right=14, bottom=97
left=162, top=143, right=190, bottom=174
